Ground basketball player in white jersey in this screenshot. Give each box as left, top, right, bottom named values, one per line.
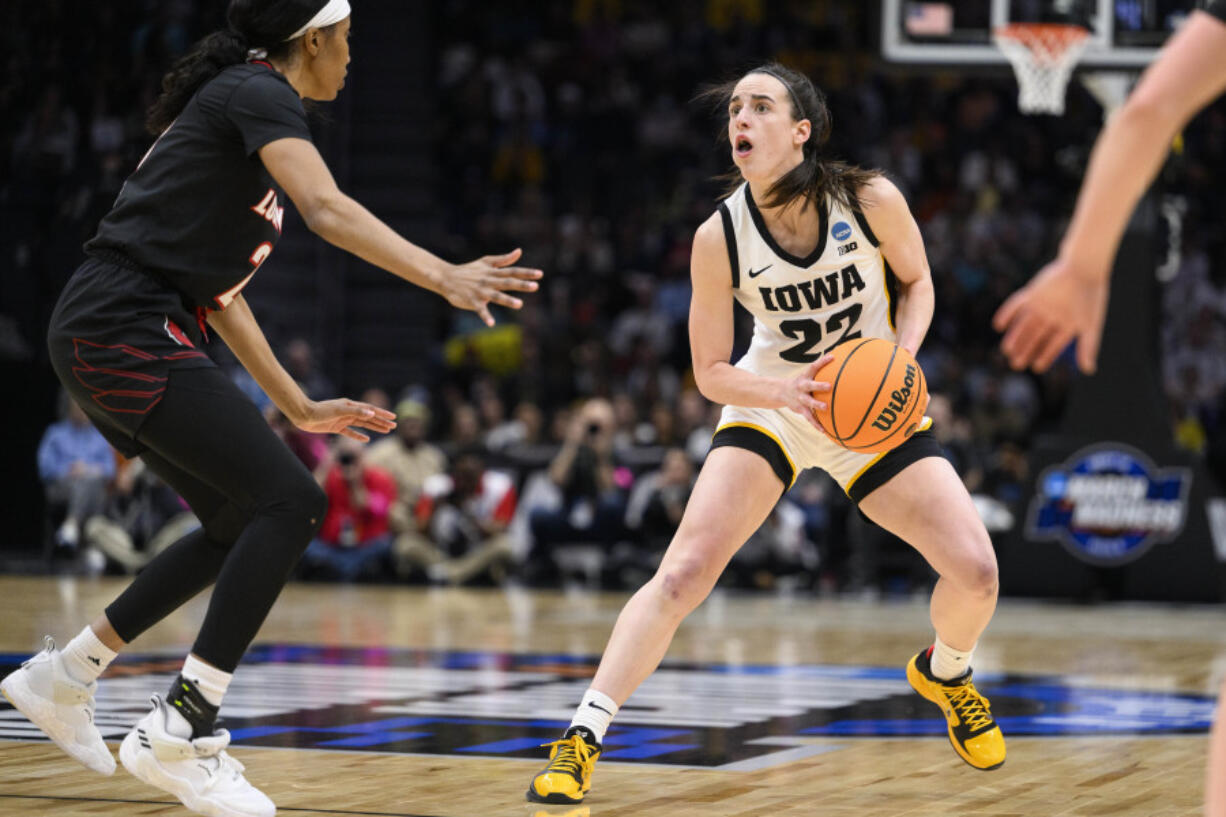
left=527, top=63, right=1004, bottom=805
left=995, top=6, right=1226, bottom=814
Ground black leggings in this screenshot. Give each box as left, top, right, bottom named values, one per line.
left=104, top=367, right=326, bottom=672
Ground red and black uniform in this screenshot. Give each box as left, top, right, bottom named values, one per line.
left=50, top=63, right=309, bottom=453
left=46, top=62, right=325, bottom=674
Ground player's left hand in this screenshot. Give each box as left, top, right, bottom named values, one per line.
left=443, top=248, right=544, bottom=327
left=294, top=399, right=397, bottom=442
left=993, top=257, right=1110, bottom=374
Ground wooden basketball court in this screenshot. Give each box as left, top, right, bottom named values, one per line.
left=0, top=575, right=1220, bottom=816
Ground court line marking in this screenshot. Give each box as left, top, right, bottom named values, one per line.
left=0, top=793, right=445, bottom=817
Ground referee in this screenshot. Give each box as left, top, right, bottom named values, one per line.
left=0, top=2, right=540, bottom=816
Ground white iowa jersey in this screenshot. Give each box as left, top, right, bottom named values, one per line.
left=718, top=183, right=897, bottom=380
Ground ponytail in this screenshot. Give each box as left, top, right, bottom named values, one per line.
left=146, top=30, right=248, bottom=134
left=146, top=0, right=333, bottom=135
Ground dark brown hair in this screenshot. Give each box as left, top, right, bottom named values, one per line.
left=700, top=63, right=881, bottom=211
left=147, top=0, right=337, bottom=134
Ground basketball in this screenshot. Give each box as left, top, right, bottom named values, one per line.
left=812, top=338, right=928, bottom=454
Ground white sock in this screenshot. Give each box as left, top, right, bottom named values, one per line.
left=182, top=654, right=231, bottom=706
left=60, top=626, right=118, bottom=685
left=930, top=637, right=974, bottom=681
left=569, top=689, right=618, bottom=744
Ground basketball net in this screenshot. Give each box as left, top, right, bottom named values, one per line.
left=993, top=23, right=1090, bottom=115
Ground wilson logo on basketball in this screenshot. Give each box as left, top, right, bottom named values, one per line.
left=813, top=338, right=928, bottom=454
left=871, top=363, right=917, bottom=432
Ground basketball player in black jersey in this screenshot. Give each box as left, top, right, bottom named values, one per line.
left=995, top=4, right=1226, bottom=814
left=0, top=2, right=540, bottom=815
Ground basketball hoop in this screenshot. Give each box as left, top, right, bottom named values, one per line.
left=993, top=23, right=1090, bottom=115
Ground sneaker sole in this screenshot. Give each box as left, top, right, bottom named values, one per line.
left=0, top=671, right=115, bottom=775
left=119, top=730, right=272, bottom=817
left=525, top=786, right=585, bottom=805
left=905, top=660, right=1005, bottom=772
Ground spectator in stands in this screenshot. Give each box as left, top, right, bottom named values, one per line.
left=726, top=503, right=817, bottom=591
left=627, top=447, right=694, bottom=553
left=360, top=387, right=392, bottom=412
left=86, top=458, right=197, bottom=574
left=676, top=388, right=715, bottom=463
left=927, top=393, right=984, bottom=491
left=443, top=402, right=484, bottom=459
left=397, top=447, right=518, bottom=585
left=284, top=336, right=335, bottom=401
left=301, top=439, right=397, bottom=582
left=525, top=398, right=628, bottom=582
left=366, top=398, right=447, bottom=569
left=38, top=394, right=115, bottom=550
left=487, top=400, right=545, bottom=453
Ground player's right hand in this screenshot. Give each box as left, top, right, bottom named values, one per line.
left=442, top=247, right=543, bottom=327
left=993, top=257, right=1110, bottom=374
left=778, top=355, right=833, bottom=432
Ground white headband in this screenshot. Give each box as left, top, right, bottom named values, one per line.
left=284, top=0, right=351, bottom=41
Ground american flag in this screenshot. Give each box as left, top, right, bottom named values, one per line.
left=905, top=2, right=955, bottom=37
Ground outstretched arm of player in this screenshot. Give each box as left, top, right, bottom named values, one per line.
left=207, top=294, right=396, bottom=442
left=859, top=176, right=933, bottom=358
left=994, top=10, right=1226, bottom=373
left=259, top=137, right=542, bottom=327
left=688, top=213, right=830, bottom=431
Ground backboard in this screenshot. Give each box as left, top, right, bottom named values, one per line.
left=882, top=0, right=1200, bottom=68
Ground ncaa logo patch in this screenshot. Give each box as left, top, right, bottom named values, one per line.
left=831, top=221, right=853, bottom=242
left=1027, top=443, right=1192, bottom=566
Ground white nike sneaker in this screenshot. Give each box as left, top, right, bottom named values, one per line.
left=119, top=695, right=275, bottom=817
left=0, top=636, right=115, bottom=775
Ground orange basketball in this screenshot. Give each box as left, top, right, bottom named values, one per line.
left=812, top=338, right=928, bottom=454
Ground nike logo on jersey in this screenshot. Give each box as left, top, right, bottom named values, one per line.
left=587, top=701, right=613, bottom=715
left=759, top=263, right=866, bottom=313
left=747, top=264, right=773, bottom=279
left=87, top=656, right=101, bottom=666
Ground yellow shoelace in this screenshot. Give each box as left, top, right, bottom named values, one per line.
left=947, top=684, right=995, bottom=732
left=541, top=735, right=595, bottom=778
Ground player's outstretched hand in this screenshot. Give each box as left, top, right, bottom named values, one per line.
left=442, top=248, right=543, bottom=327
left=294, top=399, right=398, bottom=443
left=778, top=355, right=834, bottom=432
left=993, top=258, right=1109, bottom=374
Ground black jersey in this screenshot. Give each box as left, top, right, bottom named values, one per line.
left=85, top=62, right=311, bottom=311
left=1208, top=0, right=1226, bottom=22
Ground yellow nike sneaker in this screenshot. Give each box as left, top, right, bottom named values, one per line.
left=526, top=727, right=602, bottom=804
left=906, top=647, right=1006, bottom=770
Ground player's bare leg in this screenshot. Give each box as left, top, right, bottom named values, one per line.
left=527, top=447, right=783, bottom=803
left=1207, top=678, right=1226, bottom=817
left=859, top=455, right=1005, bottom=770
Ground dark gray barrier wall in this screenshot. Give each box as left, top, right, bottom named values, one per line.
left=998, top=227, right=1226, bottom=601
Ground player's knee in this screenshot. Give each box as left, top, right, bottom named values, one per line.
left=268, top=473, right=328, bottom=536
left=655, top=557, right=715, bottom=612
left=201, top=503, right=250, bottom=547
left=959, top=550, right=998, bottom=599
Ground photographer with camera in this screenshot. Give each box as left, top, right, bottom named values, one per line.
left=300, top=438, right=397, bottom=581
left=396, top=447, right=517, bottom=585
left=524, top=398, right=630, bottom=584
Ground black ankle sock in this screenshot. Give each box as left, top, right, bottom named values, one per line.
left=166, top=675, right=219, bottom=739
